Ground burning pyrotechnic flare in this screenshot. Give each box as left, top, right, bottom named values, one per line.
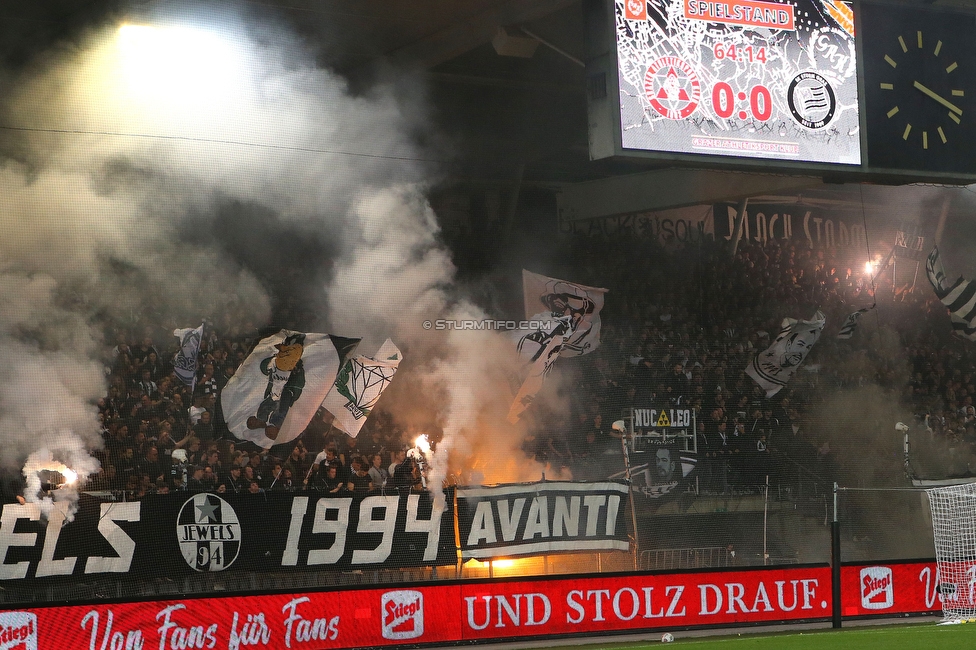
left=408, top=434, right=432, bottom=488
left=22, top=447, right=97, bottom=519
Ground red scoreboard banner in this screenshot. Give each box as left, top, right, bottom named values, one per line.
left=841, top=561, right=943, bottom=618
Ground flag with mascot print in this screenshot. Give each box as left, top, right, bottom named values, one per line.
left=222, top=330, right=359, bottom=448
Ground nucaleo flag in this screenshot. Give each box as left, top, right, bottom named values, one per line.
left=746, top=310, right=825, bottom=397
left=221, top=330, right=359, bottom=448
left=522, top=270, right=608, bottom=357
left=172, top=324, right=204, bottom=389
left=322, top=339, right=402, bottom=437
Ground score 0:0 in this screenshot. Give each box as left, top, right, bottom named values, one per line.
left=712, top=82, right=773, bottom=121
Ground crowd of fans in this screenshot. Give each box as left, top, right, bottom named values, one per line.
left=85, top=329, right=426, bottom=498
left=79, top=227, right=975, bottom=500
left=518, top=231, right=975, bottom=493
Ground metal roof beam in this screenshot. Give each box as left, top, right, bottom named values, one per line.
left=556, top=169, right=826, bottom=221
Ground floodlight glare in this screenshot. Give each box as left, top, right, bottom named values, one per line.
left=113, top=23, right=245, bottom=113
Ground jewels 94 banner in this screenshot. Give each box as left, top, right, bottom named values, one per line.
left=616, top=0, right=860, bottom=164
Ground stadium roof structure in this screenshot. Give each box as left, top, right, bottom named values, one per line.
left=5, top=0, right=976, bottom=216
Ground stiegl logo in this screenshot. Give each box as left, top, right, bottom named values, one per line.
left=860, top=566, right=894, bottom=610
left=0, top=612, right=37, bottom=650
left=381, top=590, right=424, bottom=640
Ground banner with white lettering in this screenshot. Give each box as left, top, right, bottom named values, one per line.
left=456, top=482, right=630, bottom=560
left=0, top=490, right=455, bottom=583
left=840, top=560, right=941, bottom=617
left=8, top=565, right=840, bottom=649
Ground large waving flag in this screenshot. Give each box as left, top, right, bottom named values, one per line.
left=926, top=247, right=976, bottom=340
left=172, top=324, right=204, bottom=390
left=747, top=310, right=826, bottom=397
left=322, top=339, right=402, bottom=438
left=221, top=330, right=359, bottom=448
left=508, top=315, right=575, bottom=424
left=522, top=271, right=608, bottom=357
left=837, top=307, right=872, bottom=340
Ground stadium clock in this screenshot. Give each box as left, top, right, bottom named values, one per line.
left=861, top=3, right=976, bottom=174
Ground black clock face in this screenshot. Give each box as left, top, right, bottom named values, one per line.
left=861, top=3, right=976, bottom=175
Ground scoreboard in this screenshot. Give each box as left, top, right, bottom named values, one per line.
left=617, top=0, right=859, bottom=165
left=587, top=0, right=976, bottom=183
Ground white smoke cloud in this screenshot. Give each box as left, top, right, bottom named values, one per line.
left=0, top=6, right=544, bottom=508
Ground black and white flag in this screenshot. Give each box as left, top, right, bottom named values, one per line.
left=746, top=310, right=826, bottom=397
left=172, top=324, right=204, bottom=389
left=926, top=247, right=976, bottom=340
left=322, top=339, right=401, bottom=438
left=837, top=307, right=872, bottom=340
left=509, top=272, right=608, bottom=423
left=522, top=271, right=608, bottom=358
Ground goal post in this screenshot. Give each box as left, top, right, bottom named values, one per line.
left=926, top=482, right=976, bottom=624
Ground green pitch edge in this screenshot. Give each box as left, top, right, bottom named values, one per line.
left=536, top=622, right=975, bottom=650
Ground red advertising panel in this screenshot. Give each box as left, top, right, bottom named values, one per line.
left=460, top=567, right=831, bottom=640
left=841, top=561, right=942, bottom=618
left=10, top=586, right=461, bottom=650
left=0, top=565, right=842, bottom=648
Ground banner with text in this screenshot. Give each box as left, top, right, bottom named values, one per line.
left=0, top=490, right=455, bottom=583
left=558, top=207, right=713, bottom=246
left=2, top=565, right=837, bottom=649
left=457, top=482, right=630, bottom=560
left=840, top=560, right=942, bottom=618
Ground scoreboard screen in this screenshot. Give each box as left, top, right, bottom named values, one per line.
left=614, top=0, right=861, bottom=164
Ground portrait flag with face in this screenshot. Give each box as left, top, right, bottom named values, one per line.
left=322, top=338, right=402, bottom=438
left=221, top=330, right=360, bottom=448
left=172, top=323, right=204, bottom=390
left=522, top=270, right=608, bottom=357
left=746, top=310, right=826, bottom=397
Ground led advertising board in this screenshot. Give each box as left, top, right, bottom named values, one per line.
left=614, top=0, right=860, bottom=164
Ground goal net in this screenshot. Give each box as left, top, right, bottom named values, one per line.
left=926, top=483, right=976, bottom=623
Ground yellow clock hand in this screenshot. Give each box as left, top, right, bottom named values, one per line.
left=914, top=80, right=963, bottom=115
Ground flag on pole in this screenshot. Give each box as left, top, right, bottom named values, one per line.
left=172, top=324, right=204, bottom=390
left=522, top=270, right=608, bottom=357
left=926, top=246, right=976, bottom=340
left=508, top=316, right=575, bottom=424
left=746, top=310, right=826, bottom=397
left=221, top=330, right=359, bottom=448
left=837, top=307, right=872, bottom=340
left=322, top=339, right=402, bottom=438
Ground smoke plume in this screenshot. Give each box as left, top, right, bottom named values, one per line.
left=0, top=3, right=547, bottom=508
